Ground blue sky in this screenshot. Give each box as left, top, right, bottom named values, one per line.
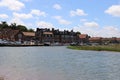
left=0, top=0, right=120, bottom=37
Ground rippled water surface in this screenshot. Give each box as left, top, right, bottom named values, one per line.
left=0, top=46, right=120, bottom=80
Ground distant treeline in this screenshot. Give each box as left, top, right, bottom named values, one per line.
left=0, top=21, right=34, bottom=32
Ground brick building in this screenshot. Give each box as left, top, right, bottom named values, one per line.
left=35, top=28, right=80, bottom=44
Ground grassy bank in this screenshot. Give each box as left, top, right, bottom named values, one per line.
left=67, top=44, right=120, bottom=52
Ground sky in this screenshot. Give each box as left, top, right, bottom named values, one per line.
left=0, top=0, right=120, bottom=37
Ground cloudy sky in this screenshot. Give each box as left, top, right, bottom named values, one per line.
left=0, top=0, right=120, bottom=37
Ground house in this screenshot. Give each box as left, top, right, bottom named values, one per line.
left=43, top=31, right=53, bottom=43
left=89, top=37, right=102, bottom=45
left=79, top=34, right=89, bottom=44
left=52, top=28, right=61, bottom=43
left=0, top=29, right=23, bottom=42
left=60, top=30, right=71, bottom=43
left=35, top=28, right=79, bottom=45
left=60, top=30, right=78, bottom=44
left=36, top=28, right=53, bottom=44
left=0, top=28, right=35, bottom=45
left=10, top=30, right=24, bottom=42
left=22, top=32, right=35, bottom=45
left=23, top=32, right=35, bottom=41
left=116, top=38, right=120, bottom=43
left=101, top=37, right=118, bottom=44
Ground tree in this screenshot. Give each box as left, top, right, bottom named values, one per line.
left=17, top=25, right=28, bottom=31
left=27, top=28, right=34, bottom=32
left=10, top=23, right=17, bottom=29
left=76, top=31, right=81, bottom=36
left=0, top=21, right=9, bottom=29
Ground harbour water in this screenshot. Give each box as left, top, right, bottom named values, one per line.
left=0, top=46, right=120, bottom=80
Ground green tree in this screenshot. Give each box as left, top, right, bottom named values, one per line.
left=10, top=23, right=17, bottom=29
left=17, top=25, right=28, bottom=31
left=27, top=28, right=35, bottom=32
left=0, top=21, right=9, bottom=29
left=76, top=31, right=81, bottom=35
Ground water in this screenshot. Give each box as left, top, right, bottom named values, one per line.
left=0, top=46, right=120, bottom=80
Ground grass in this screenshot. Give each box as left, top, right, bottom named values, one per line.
left=67, top=44, right=120, bottom=52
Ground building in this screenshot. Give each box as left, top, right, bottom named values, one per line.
left=79, top=34, right=89, bottom=44
left=23, top=32, right=35, bottom=41
left=42, top=31, right=54, bottom=43
left=0, top=28, right=35, bottom=45
left=52, top=28, right=61, bottom=43
left=35, top=28, right=80, bottom=44
left=0, top=29, right=23, bottom=42
left=36, top=28, right=53, bottom=43
left=22, top=32, right=35, bottom=45
left=116, top=38, right=120, bottom=43
left=89, top=37, right=102, bottom=45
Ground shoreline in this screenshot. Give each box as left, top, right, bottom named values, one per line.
left=67, top=45, right=120, bottom=52
left=0, top=44, right=44, bottom=47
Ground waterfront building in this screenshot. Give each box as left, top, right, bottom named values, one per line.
left=0, top=28, right=35, bottom=45
left=89, top=37, right=102, bottom=45
left=35, top=28, right=80, bottom=44
left=0, top=29, right=23, bottom=41
left=79, top=34, right=89, bottom=44
left=22, top=32, right=35, bottom=45
left=116, top=38, right=120, bottom=43
left=35, top=28, right=53, bottom=43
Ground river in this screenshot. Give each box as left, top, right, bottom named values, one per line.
left=0, top=46, right=120, bottom=80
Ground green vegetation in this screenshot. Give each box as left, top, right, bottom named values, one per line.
left=0, top=21, right=34, bottom=32
left=67, top=44, right=120, bottom=52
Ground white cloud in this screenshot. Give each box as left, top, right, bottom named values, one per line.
left=36, top=21, right=55, bottom=29
left=73, top=25, right=120, bottom=37
left=53, top=4, right=62, bottom=10
left=80, top=19, right=87, bottom=22
left=31, top=9, right=47, bottom=17
left=100, top=26, right=120, bottom=37
left=22, top=0, right=32, bottom=2
left=13, top=12, right=33, bottom=19
left=0, top=14, right=8, bottom=19
left=10, top=17, right=25, bottom=25
left=105, top=5, right=120, bottom=17
left=53, top=16, right=71, bottom=25
left=10, top=12, right=33, bottom=26
left=73, top=25, right=97, bottom=36
left=53, top=16, right=61, bottom=20
left=10, top=17, right=34, bottom=29
left=0, top=0, right=25, bottom=11
left=70, top=9, right=87, bottom=17
left=83, top=21, right=99, bottom=27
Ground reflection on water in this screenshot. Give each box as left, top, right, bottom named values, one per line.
left=0, top=47, right=120, bottom=80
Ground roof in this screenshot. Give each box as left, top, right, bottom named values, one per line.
left=79, top=34, right=88, bottom=38
left=0, top=29, right=20, bottom=37
left=23, top=32, right=35, bottom=36
left=43, top=32, right=53, bottom=35
left=89, top=37, right=102, bottom=41
left=116, top=38, right=120, bottom=41
left=11, top=30, right=20, bottom=36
